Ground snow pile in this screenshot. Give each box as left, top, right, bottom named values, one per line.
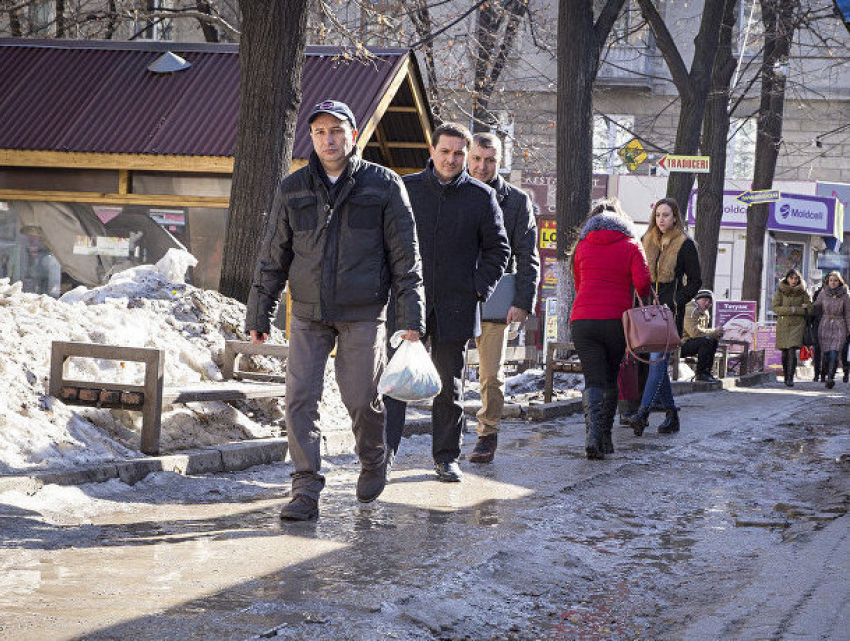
left=0, top=249, right=349, bottom=474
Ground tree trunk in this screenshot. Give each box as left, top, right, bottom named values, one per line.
left=472, top=0, right=528, bottom=132
left=555, top=0, right=624, bottom=340
left=694, top=0, right=738, bottom=291
left=196, top=0, right=221, bottom=43
left=219, top=0, right=310, bottom=302
left=636, top=0, right=727, bottom=210
left=741, top=0, right=797, bottom=311
left=55, top=0, right=65, bottom=37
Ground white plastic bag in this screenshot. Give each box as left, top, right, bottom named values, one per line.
left=378, top=331, right=442, bottom=402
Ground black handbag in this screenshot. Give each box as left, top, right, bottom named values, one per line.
left=802, top=314, right=817, bottom=347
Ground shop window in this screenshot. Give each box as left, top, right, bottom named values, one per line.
left=0, top=200, right=231, bottom=297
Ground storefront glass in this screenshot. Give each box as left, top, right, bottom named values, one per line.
left=0, top=200, right=227, bottom=296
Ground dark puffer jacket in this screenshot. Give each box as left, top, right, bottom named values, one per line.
left=403, top=161, right=510, bottom=342
left=487, top=175, right=540, bottom=314
left=245, top=152, right=425, bottom=335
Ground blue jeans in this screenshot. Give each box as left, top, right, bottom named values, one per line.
left=640, top=352, right=675, bottom=410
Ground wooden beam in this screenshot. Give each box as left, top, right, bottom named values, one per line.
left=0, top=189, right=230, bottom=208
left=374, top=123, right=393, bottom=167
left=357, top=54, right=417, bottom=155
left=406, top=64, right=433, bottom=146
left=387, top=106, right=418, bottom=113
left=118, top=169, right=130, bottom=195
left=0, top=150, right=235, bottom=173
left=366, top=141, right=430, bottom=149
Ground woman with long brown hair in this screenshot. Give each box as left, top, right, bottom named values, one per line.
left=771, top=268, right=811, bottom=387
left=625, top=197, right=702, bottom=436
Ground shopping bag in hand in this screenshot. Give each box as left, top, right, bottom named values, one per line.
left=378, top=331, right=442, bottom=402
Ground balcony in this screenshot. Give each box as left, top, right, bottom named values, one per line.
left=597, top=45, right=656, bottom=89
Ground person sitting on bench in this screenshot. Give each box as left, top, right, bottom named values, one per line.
left=681, top=289, right=724, bottom=382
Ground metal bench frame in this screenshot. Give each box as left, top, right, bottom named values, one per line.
left=50, top=341, right=288, bottom=456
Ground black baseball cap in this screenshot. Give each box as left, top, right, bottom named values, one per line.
left=307, top=100, right=357, bottom=129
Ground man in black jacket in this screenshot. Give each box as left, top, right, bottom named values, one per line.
left=246, top=100, right=424, bottom=520
left=385, top=122, right=511, bottom=482
left=466, top=133, right=540, bottom=463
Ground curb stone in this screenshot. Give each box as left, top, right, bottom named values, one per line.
left=0, top=373, right=773, bottom=490
left=0, top=437, right=288, bottom=492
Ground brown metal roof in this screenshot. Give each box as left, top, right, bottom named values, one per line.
left=0, top=39, right=432, bottom=163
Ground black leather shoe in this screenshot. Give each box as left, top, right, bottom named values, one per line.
left=280, top=494, right=319, bottom=521
left=657, top=408, right=680, bottom=434
left=434, top=460, right=463, bottom=482
left=357, top=464, right=387, bottom=503
left=695, top=373, right=720, bottom=383
left=625, top=406, right=650, bottom=437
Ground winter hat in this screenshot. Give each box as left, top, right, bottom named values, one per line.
left=694, top=289, right=714, bottom=302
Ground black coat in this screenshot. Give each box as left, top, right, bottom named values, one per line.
left=402, top=162, right=511, bottom=342
left=488, top=175, right=540, bottom=314
left=245, top=152, right=425, bottom=335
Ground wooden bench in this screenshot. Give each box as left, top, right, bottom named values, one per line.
left=49, top=340, right=288, bottom=456
left=543, top=342, right=582, bottom=403
left=670, top=342, right=730, bottom=381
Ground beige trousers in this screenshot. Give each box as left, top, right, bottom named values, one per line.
left=474, top=321, right=509, bottom=436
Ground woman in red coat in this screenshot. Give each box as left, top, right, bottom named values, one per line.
left=569, top=199, right=652, bottom=459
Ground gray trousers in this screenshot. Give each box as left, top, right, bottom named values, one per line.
left=285, top=315, right=387, bottom=500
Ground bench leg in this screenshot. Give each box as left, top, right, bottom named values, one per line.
left=544, top=364, right=554, bottom=403
left=140, top=350, right=165, bottom=456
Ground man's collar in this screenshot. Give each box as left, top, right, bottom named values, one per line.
left=426, top=158, right=465, bottom=188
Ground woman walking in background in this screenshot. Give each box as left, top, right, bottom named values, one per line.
left=813, top=271, right=850, bottom=389
left=569, top=199, right=651, bottom=460
left=626, top=198, right=701, bottom=436
left=771, top=268, right=811, bottom=387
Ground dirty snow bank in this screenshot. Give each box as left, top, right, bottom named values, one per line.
left=0, top=249, right=348, bottom=474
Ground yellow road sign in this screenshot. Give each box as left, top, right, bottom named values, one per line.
left=618, top=138, right=648, bottom=171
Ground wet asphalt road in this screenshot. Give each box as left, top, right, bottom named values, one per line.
left=1, top=380, right=849, bottom=640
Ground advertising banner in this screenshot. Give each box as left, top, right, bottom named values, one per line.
left=755, top=326, right=783, bottom=371
left=688, top=191, right=841, bottom=239
left=715, top=300, right=758, bottom=350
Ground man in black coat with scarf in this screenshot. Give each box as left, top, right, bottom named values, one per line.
left=385, top=122, right=511, bottom=482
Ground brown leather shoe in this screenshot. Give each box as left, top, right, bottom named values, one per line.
left=469, top=434, right=498, bottom=463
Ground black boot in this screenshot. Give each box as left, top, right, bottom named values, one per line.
left=781, top=350, right=789, bottom=385
left=812, top=353, right=821, bottom=382
left=601, top=389, right=618, bottom=454
left=826, top=354, right=838, bottom=389
left=582, top=388, right=606, bottom=460
left=844, top=369, right=849, bottom=383
left=625, top=405, right=650, bottom=437
left=786, top=351, right=797, bottom=387
left=658, top=407, right=680, bottom=434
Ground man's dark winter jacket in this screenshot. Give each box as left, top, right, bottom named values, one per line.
left=403, top=161, right=510, bottom=342
left=487, top=175, right=540, bottom=315
left=245, top=152, right=425, bottom=335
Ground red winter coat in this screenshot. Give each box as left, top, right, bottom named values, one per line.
left=571, top=224, right=652, bottom=322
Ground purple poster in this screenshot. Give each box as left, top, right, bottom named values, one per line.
left=755, top=326, right=783, bottom=371
left=714, top=300, right=758, bottom=351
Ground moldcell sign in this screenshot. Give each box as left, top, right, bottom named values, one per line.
left=688, top=191, right=838, bottom=236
